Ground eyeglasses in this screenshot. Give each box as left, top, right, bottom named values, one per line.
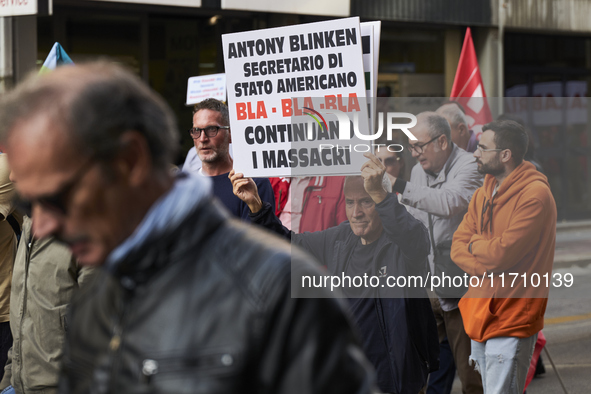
left=476, top=144, right=503, bottom=154
left=408, top=135, right=443, bottom=155
left=16, top=156, right=98, bottom=217
left=188, top=125, right=229, bottom=139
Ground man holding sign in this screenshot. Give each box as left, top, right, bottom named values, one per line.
left=230, top=153, right=439, bottom=394
left=190, top=99, right=275, bottom=221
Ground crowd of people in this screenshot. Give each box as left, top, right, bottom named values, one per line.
left=0, top=62, right=556, bottom=394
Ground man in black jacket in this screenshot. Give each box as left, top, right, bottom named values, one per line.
left=0, top=62, right=374, bottom=394
left=231, top=153, right=440, bottom=394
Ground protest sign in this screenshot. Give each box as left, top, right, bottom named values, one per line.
left=222, top=17, right=372, bottom=177
left=360, top=21, right=381, bottom=134
left=186, top=73, right=226, bottom=105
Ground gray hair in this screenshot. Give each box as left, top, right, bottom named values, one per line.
left=193, top=98, right=230, bottom=126
left=437, top=103, right=468, bottom=131
left=417, top=111, right=451, bottom=142
left=343, top=175, right=393, bottom=195
left=0, top=62, right=178, bottom=171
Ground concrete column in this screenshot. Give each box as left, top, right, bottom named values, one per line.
left=473, top=27, right=502, bottom=117
left=12, top=15, right=37, bottom=83
left=0, top=17, right=13, bottom=93
left=444, top=29, right=461, bottom=97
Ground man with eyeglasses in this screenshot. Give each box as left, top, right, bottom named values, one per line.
left=189, top=98, right=274, bottom=221
left=451, top=120, right=556, bottom=394
left=0, top=62, right=375, bottom=393
left=389, top=112, right=483, bottom=394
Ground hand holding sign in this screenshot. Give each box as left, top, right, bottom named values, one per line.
left=229, top=169, right=263, bottom=213
left=360, top=152, right=388, bottom=204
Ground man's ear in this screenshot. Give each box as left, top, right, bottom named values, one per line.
left=440, top=134, right=449, bottom=151
left=228, top=128, right=232, bottom=144
left=114, top=131, right=152, bottom=187
left=500, top=149, right=512, bottom=164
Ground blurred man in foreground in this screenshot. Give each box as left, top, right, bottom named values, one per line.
left=0, top=62, right=374, bottom=393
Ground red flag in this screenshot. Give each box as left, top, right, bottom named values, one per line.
left=450, top=27, right=493, bottom=139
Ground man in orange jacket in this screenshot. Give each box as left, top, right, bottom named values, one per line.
left=451, top=119, right=557, bottom=394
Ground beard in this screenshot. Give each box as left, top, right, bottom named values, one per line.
left=477, top=156, right=504, bottom=176
left=199, top=149, right=222, bottom=163
left=197, top=133, right=230, bottom=163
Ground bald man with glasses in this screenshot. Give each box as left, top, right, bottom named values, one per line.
left=390, top=112, right=484, bottom=394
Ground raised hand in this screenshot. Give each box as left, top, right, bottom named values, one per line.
left=360, top=152, right=388, bottom=204
left=229, top=169, right=263, bottom=213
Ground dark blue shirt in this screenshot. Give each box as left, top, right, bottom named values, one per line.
left=210, top=173, right=275, bottom=222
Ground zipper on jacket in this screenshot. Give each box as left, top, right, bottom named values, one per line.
left=14, top=233, right=33, bottom=394
left=373, top=298, right=397, bottom=390
left=107, top=285, right=134, bottom=392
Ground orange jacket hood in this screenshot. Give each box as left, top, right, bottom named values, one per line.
left=481, top=161, right=550, bottom=206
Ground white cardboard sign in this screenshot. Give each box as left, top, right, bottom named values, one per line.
left=91, top=0, right=201, bottom=6
left=0, top=0, right=37, bottom=17
left=360, top=21, right=381, bottom=135
left=186, top=73, right=226, bottom=105
left=221, top=0, right=350, bottom=17
left=222, top=17, right=370, bottom=177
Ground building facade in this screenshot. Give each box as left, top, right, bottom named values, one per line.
left=1, top=0, right=590, bottom=220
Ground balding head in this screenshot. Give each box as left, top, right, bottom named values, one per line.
left=408, top=112, right=453, bottom=174
left=0, top=62, right=179, bottom=172
left=0, top=62, right=178, bottom=267
left=415, top=111, right=452, bottom=141
left=436, top=103, right=470, bottom=150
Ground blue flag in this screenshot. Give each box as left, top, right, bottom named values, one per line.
left=39, top=42, right=73, bottom=74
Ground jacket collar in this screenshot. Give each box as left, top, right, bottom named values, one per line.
left=426, top=143, right=460, bottom=187
left=105, top=173, right=214, bottom=280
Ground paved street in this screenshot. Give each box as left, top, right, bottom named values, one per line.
left=527, top=263, right=591, bottom=394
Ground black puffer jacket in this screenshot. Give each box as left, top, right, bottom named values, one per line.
left=58, top=198, right=374, bottom=394
left=251, top=193, right=440, bottom=394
